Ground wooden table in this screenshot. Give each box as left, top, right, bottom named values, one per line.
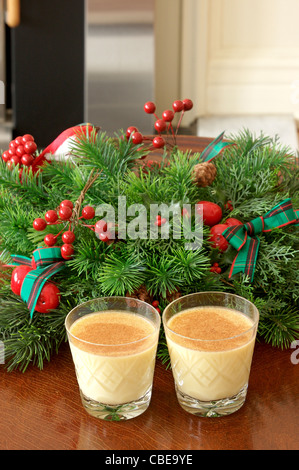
left=0, top=136, right=298, bottom=451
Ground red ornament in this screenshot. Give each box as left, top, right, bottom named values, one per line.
left=225, top=217, right=242, bottom=227
left=11, top=265, right=32, bottom=296
left=144, top=101, right=156, bottom=114
left=45, top=210, right=58, bottom=224
left=197, top=201, right=222, bottom=227
left=209, top=224, right=229, bottom=252
left=33, top=218, right=47, bottom=231
left=35, top=283, right=60, bottom=314
left=62, top=231, right=76, bottom=244
left=61, top=244, right=74, bottom=260
left=81, top=206, right=95, bottom=220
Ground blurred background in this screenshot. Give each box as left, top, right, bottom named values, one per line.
left=1, top=0, right=299, bottom=151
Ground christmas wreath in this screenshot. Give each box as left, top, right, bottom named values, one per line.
left=0, top=99, right=298, bottom=372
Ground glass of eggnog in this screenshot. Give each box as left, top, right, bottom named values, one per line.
left=65, top=297, right=161, bottom=420
left=163, top=292, right=259, bottom=417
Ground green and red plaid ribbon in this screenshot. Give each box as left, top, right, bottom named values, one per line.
left=200, top=131, right=233, bottom=162
left=10, top=247, right=65, bottom=319
left=222, top=198, right=299, bottom=282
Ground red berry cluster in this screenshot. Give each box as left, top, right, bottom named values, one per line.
left=2, top=134, right=37, bottom=171
left=152, top=299, right=161, bottom=314
left=154, top=215, right=167, bottom=226
left=210, top=262, right=222, bottom=274
left=33, top=200, right=96, bottom=260
left=126, top=98, right=193, bottom=150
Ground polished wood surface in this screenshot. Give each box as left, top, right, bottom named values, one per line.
left=0, top=136, right=298, bottom=450
left=0, top=341, right=298, bottom=450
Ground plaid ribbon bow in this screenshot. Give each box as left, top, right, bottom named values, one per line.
left=222, top=198, right=299, bottom=282
left=200, top=131, right=233, bottom=162
left=10, top=247, right=65, bottom=319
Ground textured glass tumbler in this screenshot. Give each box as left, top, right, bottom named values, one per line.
left=65, top=297, right=161, bottom=421
left=163, top=292, right=259, bottom=417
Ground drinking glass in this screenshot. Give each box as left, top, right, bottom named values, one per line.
left=65, top=297, right=161, bottom=421
left=163, top=292, right=259, bottom=417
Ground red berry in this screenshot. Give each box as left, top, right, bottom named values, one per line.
left=14, top=136, right=23, bottom=147
left=6, top=160, right=15, bottom=170
left=152, top=136, right=165, bottom=148
left=172, top=100, right=184, bottom=112
left=61, top=244, right=74, bottom=259
left=156, top=307, right=161, bottom=314
left=162, top=110, right=174, bottom=122
left=196, top=201, right=222, bottom=227
left=11, top=265, right=32, bottom=296
left=24, top=141, right=37, bottom=154
left=9, top=141, right=17, bottom=151
left=131, top=131, right=143, bottom=145
left=224, top=201, right=233, bottom=211
left=22, top=134, right=34, bottom=143
left=99, top=231, right=112, bottom=243
left=126, top=126, right=138, bottom=139
left=95, top=219, right=108, bottom=233
left=81, top=206, right=95, bottom=220
left=2, top=151, right=10, bottom=162
left=33, top=218, right=47, bottom=231
left=62, top=231, right=76, bottom=244
left=213, top=262, right=219, bottom=267
left=60, top=200, right=73, bottom=210
left=183, top=99, right=193, bottom=111
left=154, top=119, right=167, bottom=133
left=45, top=210, right=58, bottom=224
left=225, top=217, right=243, bottom=227
left=10, top=155, right=21, bottom=166
left=44, top=234, right=57, bottom=247
left=59, top=206, right=72, bottom=221
left=144, top=101, right=156, bottom=114
left=8, top=148, right=15, bottom=157
left=152, top=300, right=159, bottom=308
left=21, top=154, right=34, bottom=166
left=209, top=224, right=229, bottom=252
left=16, top=145, right=25, bottom=157
left=35, top=283, right=60, bottom=314
left=216, top=267, right=222, bottom=274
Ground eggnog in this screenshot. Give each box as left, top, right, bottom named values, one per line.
left=165, top=306, right=256, bottom=402
left=68, top=311, right=159, bottom=405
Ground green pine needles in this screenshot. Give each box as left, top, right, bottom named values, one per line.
left=0, top=128, right=298, bottom=372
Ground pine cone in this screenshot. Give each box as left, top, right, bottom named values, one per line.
left=166, top=290, right=181, bottom=303
left=126, top=285, right=153, bottom=304
left=192, top=162, right=217, bottom=187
